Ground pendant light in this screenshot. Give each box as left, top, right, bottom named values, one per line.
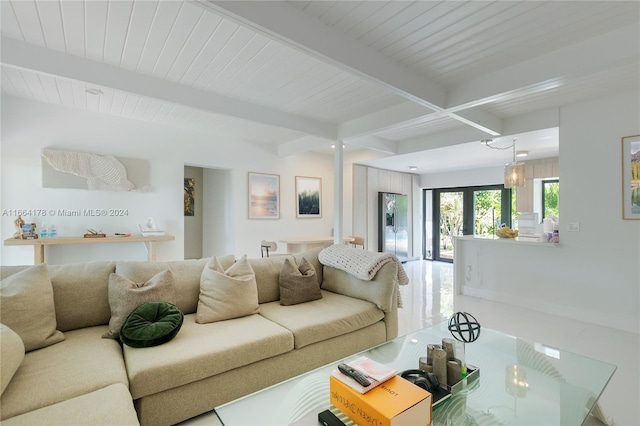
left=504, top=141, right=525, bottom=188
left=481, top=138, right=525, bottom=188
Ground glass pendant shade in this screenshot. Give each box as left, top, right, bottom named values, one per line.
left=504, top=162, right=525, bottom=188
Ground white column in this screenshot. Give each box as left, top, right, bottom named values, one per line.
left=333, top=142, right=344, bottom=245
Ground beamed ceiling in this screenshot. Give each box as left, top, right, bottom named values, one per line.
left=1, top=1, right=639, bottom=173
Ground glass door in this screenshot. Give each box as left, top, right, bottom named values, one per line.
left=435, top=190, right=465, bottom=261
left=431, top=185, right=511, bottom=262
left=473, top=189, right=504, bottom=237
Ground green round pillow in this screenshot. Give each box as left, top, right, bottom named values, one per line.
left=120, top=302, right=183, bottom=348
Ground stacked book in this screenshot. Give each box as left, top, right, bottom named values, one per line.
left=331, top=356, right=397, bottom=394
left=330, top=357, right=432, bottom=425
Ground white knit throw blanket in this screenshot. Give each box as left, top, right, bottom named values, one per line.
left=318, top=245, right=409, bottom=307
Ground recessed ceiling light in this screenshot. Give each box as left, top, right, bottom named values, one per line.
left=330, top=144, right=346, bottom=148
left=85, top=87, right=103, bottom=95
left=409, top=166, right=418, bottom=171
left=515, top=150, right=529, bottom=157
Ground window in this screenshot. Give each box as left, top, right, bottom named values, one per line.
left=542, top=179, right=559, bottom=218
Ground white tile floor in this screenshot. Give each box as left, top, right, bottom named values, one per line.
left=399, top=260, right=640, bottom=426
left=185, top=259, right=639, bottom=425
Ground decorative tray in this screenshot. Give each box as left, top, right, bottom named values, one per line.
left=83, top=233, right=106, bottom=238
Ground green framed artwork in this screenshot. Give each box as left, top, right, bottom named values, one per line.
left=296, top=176, right=321, bottom=218
left=184, top=178, right=195, bottom=216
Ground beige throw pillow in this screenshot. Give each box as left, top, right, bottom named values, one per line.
left=103, top=269, right=176, bottom=339
left=197, top=255, right=259, bottom=323
left=1, top=324, right=25, bottom=396
left=279, top=257, right=321, bottom=306
left=0, top=264, right=65, bottom=351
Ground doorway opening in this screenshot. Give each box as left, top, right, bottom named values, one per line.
left=183, top=165, right=233, bottom=260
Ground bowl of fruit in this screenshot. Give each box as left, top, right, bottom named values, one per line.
left=496, top=225, right=519, bottom=239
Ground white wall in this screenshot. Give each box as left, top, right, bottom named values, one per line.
left=455, top=91, right=640, bottom=333
left=1, top=97, right=337, bottom=264
left=202, top=167, right=234, bottom=257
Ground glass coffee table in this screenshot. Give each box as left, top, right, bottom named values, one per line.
left=215, top=321, right=616, bottom=425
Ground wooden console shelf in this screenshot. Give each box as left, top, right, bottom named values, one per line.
left=4, top=235, right=175, bottom=264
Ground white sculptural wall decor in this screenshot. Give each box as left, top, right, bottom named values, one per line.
left=41, top=148, right=150, bottom=191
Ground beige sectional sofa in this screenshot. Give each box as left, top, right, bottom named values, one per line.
left=0, top=247, right=400, bottom=425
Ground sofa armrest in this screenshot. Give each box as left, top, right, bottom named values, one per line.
left=321, top=262, right=399, bottom=340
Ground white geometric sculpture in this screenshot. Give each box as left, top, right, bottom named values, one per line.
left=41, top=149, right=135, bottom=191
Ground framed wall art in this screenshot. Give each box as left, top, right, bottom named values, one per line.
left=249, top=172, right=280, bottom=219
left=296, top=176, right=322, bottom=218
left=184, top=178, right=195, bottom=216
left=622, top=134, right=640, bottom=219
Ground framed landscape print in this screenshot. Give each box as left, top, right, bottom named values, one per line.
left=249, top=172, right=279, bottom=219
left=622, top=134, right=640, bottom=219
left=296, top=176, right=322, bottom=218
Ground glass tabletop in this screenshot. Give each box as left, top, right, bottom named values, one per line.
left=215, top=321, right=616, bottom=426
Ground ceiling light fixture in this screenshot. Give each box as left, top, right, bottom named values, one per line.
left=504, top=140, right=525, bottom=188
left=409, top=166, right=417, bottom=171
left=85, top=87, right=103, bottom=95
left=515, top=150, right=529, bottom=157
left=481, top=138, right=525, bottom=188
left=330, top=144, right=346, bottom=148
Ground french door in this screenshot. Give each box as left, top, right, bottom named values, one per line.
left=429, top=185, right=511, bottom=262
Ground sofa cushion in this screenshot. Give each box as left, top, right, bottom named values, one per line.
left=292, top=247, right=323, bottom=286
left=47, top=261, right=116, bottom=331
left=244, top=248, right=322, bottom=304
left=104, top=269, right=176, bottom=339
left=279, top=257, right=321, bottom=306
left=321, top=262, right=398, bottom=313
left=259, top=290, right=385, bottom=349
left=120, top=302, right=184, bottom=348
left=0, top=264, right=64, bottom=351
left=0, top=326, right=129, bottom=421
left=247, top=255, right=290, bottom=304
left=197, top=255, right=259, bottom=323
left=0, top=262, right=117, bottom=333
left=123, top=313, right=294, bottom=399
left=0, top=324, right=24, bottom=396
left=116, top=257, right=233, bottom=315
left=2, top=383, right=139, bottom=426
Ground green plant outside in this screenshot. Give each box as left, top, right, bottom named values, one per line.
left=544, top=182, right=560, bottom=218
left=474, top=190, right=502, bottom=236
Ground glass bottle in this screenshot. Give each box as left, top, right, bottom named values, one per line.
left=40, top=223, right=48, bottom=239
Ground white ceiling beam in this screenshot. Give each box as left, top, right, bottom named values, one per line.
left=197, top=1, right=509, bottom=138
left=449, top=107, right=502, bottom=137
left=337, top=23, right=638, bottom=141
left=395, top=107, right=561, bottom=156
left=398, top=127, right=490, bottom=155
left=447, top=23, right=640, bottom=109
left=277, top=135, right=332, bottom=157
left=197, top=0, right=446, bottom=110
left=338, top=101, right=432, bottom=141
left=340, top=102, right=504, bottom=141
left=346, top=135, right=398, bottom=155
left=1, top=37, right=337, bottom=140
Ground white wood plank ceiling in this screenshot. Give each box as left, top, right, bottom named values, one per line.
left=1, top=0, right=638, bottom=171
